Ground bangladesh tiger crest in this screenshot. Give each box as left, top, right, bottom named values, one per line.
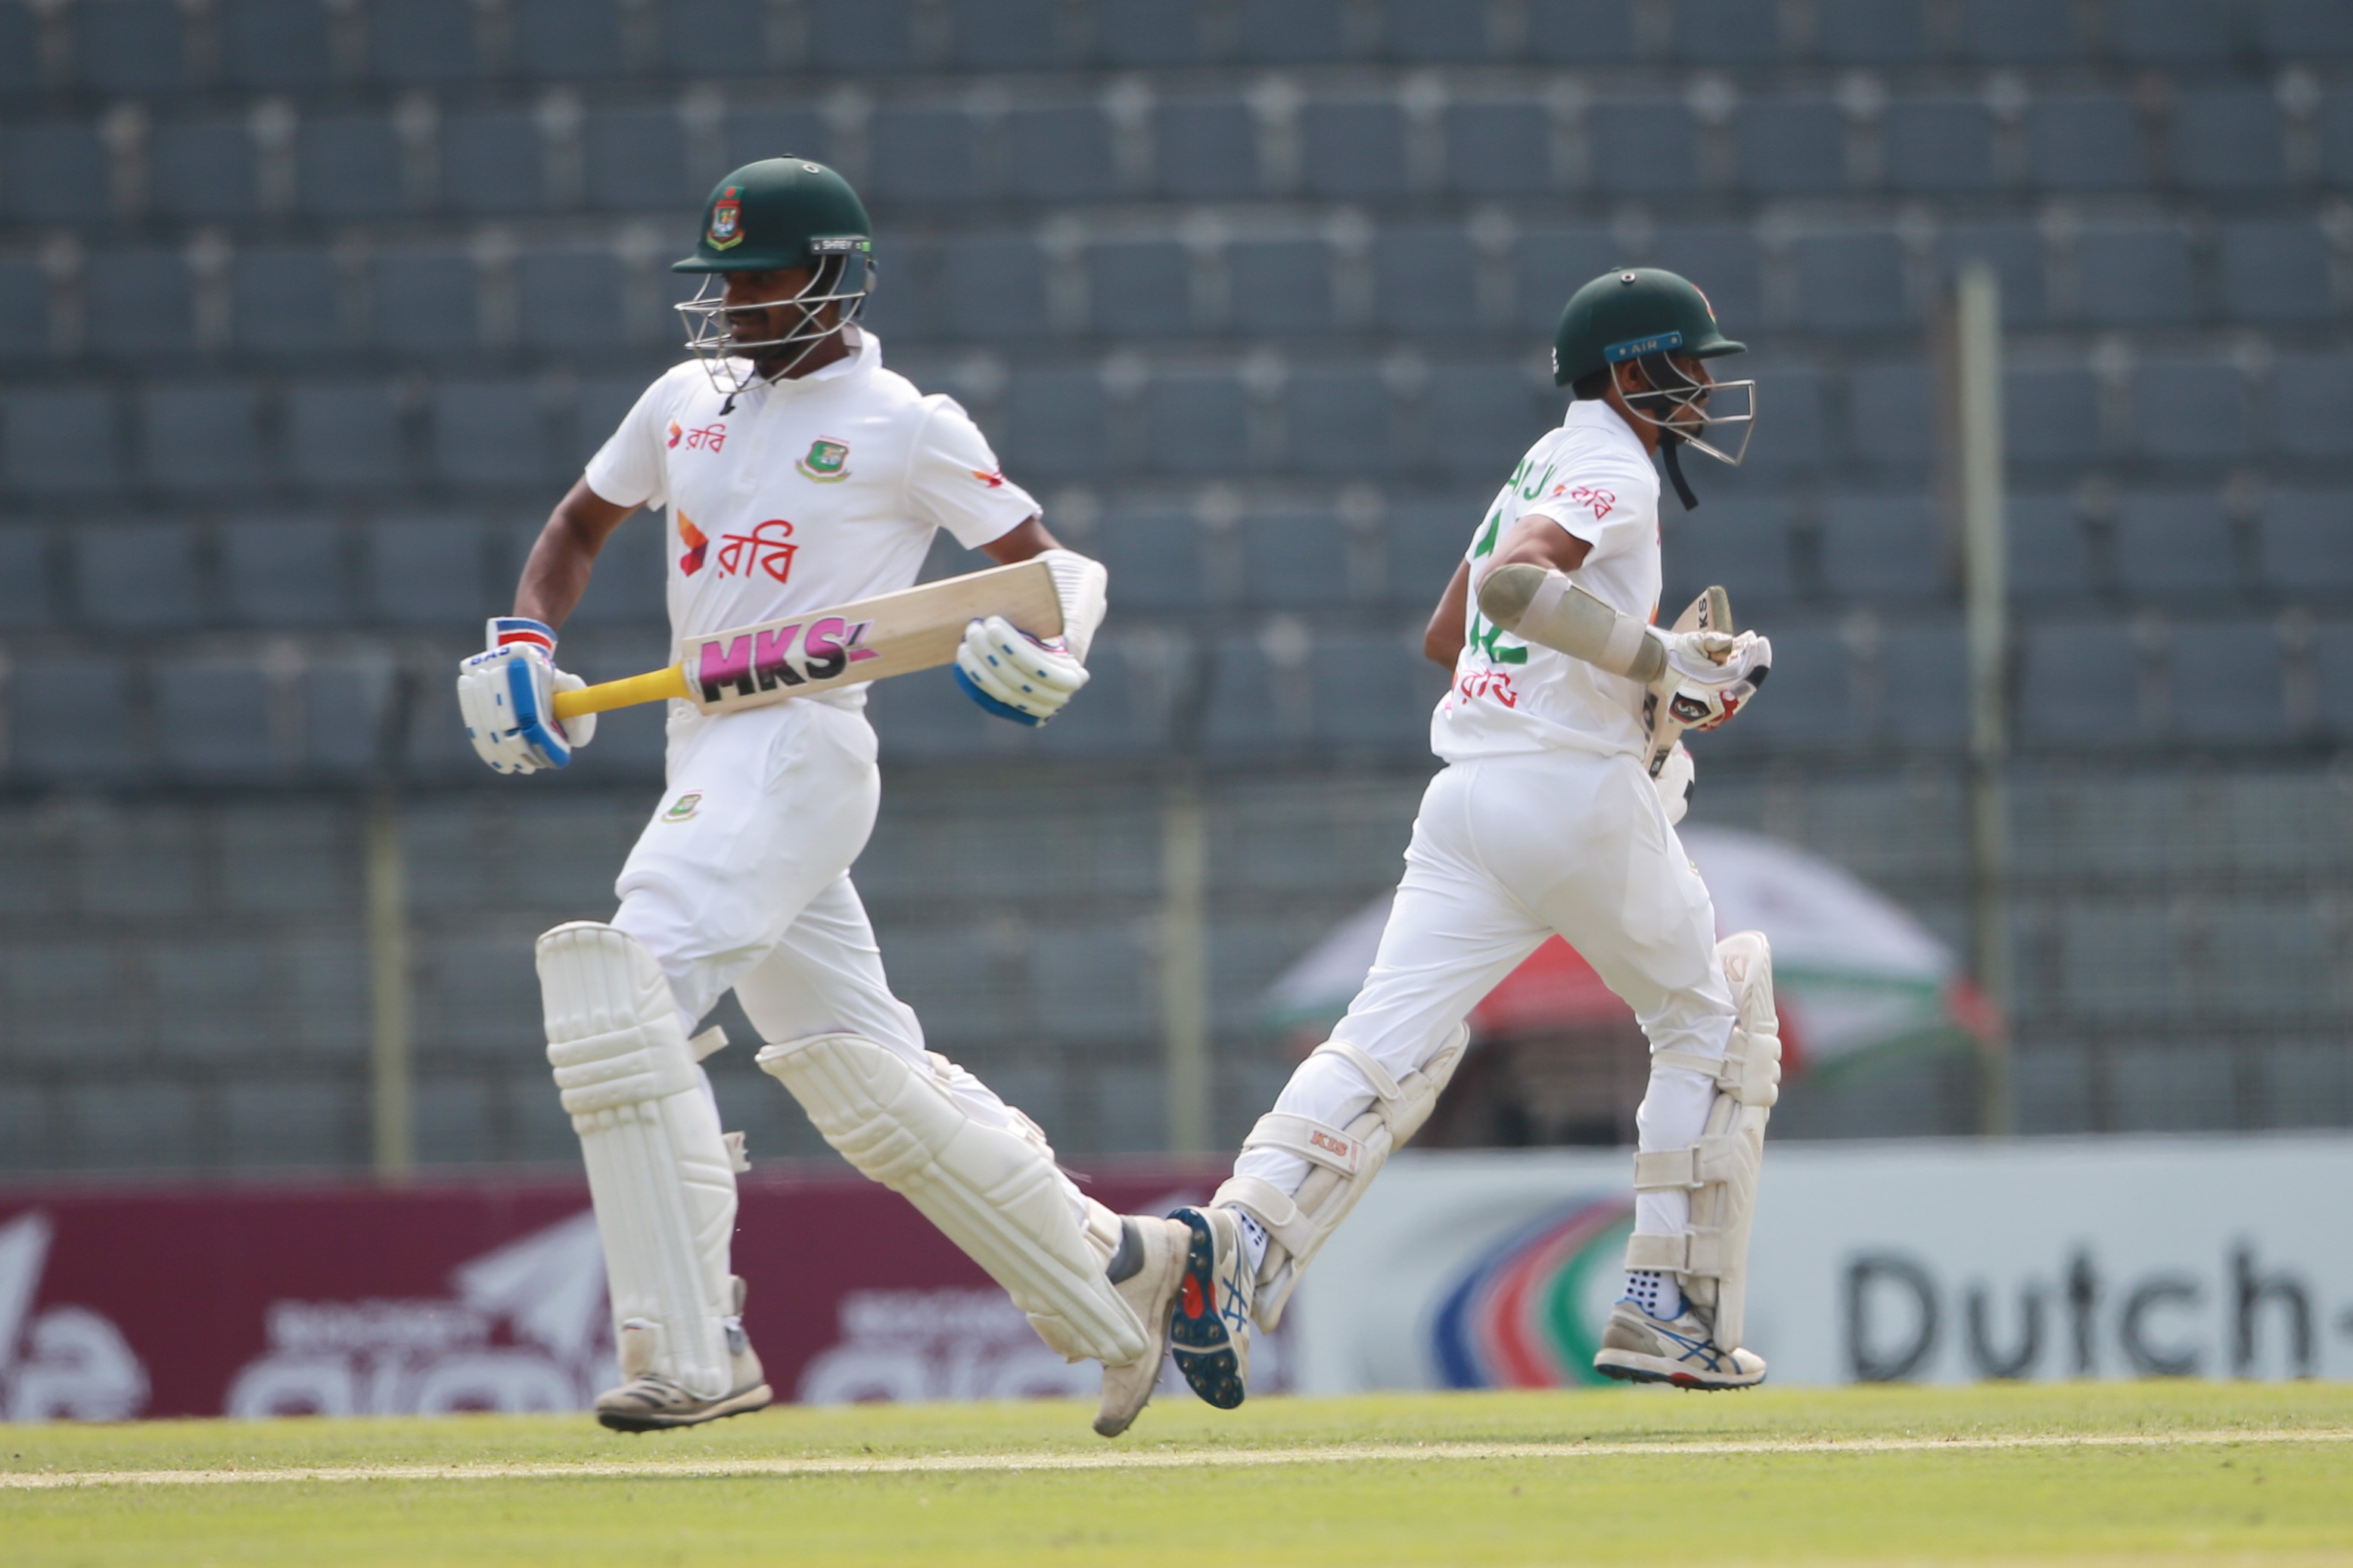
left=707, top=189, right=743, bottom=250
left=797, top=438, right=851, bottom=482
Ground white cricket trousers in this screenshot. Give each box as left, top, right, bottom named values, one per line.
left=1234, top=747, right=1736, bottom=1240
left=610, top=698, right=1083, bottom=1216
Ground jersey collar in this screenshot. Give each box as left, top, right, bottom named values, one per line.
left=1562, top=396, right=1645, bottom=455
left=741, top=327, right=881, bottom=401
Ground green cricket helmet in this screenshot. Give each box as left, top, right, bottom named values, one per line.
left=1552, top=267, right=1755, bottom=501
left=673, top=157, right=876, bottom=390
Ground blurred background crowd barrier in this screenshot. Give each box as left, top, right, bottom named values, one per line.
left=1, top=0, right=2350, bottom=1180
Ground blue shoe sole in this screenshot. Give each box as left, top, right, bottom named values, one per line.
left=1167, top=1208, right=1245, bottom=1410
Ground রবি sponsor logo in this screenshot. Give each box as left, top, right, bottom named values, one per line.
left=1428, top=1194, right=1634, bottom=1389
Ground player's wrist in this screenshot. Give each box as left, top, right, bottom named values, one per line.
left=487, top=616, right=559, bottom=658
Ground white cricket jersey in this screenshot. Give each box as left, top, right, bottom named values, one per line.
left=582, top=329, right=1040, bottom=711
left=1432, top=398, right=1664, bottom=762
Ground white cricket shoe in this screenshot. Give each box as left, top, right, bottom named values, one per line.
left=1093, top=1216, right=1190, bottom=1438
left=594, top=1276, right=774, bottom=1433
left=1592, top=1298, right=1767, bottom=1390
left=1167, top=1206, right=1253, bottom=1410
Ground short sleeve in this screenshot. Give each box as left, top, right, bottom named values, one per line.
left=582, top=375, right=673, bottom=512
left=903, top=395, right=1040, bottom=549
left=1524, top=444, right=1652, bottom=561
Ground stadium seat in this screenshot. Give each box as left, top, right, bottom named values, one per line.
left=1098, top=0, right=1210, bottom=64
left=2028, top=95, right=2147, bottom=189
left=72, top=0, right=188, bottom=92
left=222, top=520, right=351, bottom=626
left=1671, top=0, right=1783, bottom=61
left=87, top=253, right=195, bottom=356
left=1816, top=0, right=1930, bottom=61
left=233, top=249, right=341, bottom=353
left=1301, top=100, right=1410, bottom=198
left=565, top=519, right=664, bottom=625
left=1155, top=98, right=1264, bottom=199
left=151, top=120, right=260, bottom=219
left=1002, top=368, right=1111, bottom=480
left=2007, top=494, right=2096, bottom=599
left=1962, top=0, right=2081, bottom=61
left=2171, top=622, right=2286, bottom=741
left=939, top=235, right=1049, bottom=340
left=1737, top=357, right=1825, bottom=472
left=284, top=383, right=408, bottom=488
left=2058, top=909, right=2175, bottom=1021
left=0, top=3, right=35, bottom=92
left=573, top=374, right=648, bottom=467
left=1372, top=227, right=1466, bottom=334
left=1819, top=495, right=1944, bottom=601
left=2112, top=492, right=2240, bottom=599
left=1144, top=371, right=1249, bottom=477
left=12, top=660, right=140, bottom=780
left=1089, top=240, right=1192, bottom=337
left=723, top=107, right=828, bottom=170
left=3, top=388, right=124, bottom=497
left=440, top=110, right=546, bottom=214
left=298, top=115, right=406, bottom=216
left=2133, top=359, right=2250, bottom=462
left=2109, top=0, right=2236, bottom=61
left=949, top=0, right=1071, bottom=69
left=0, top=259, right=45, bottom=356
left=1095, top=505, right=1204, bottom=612
left=1390, top=1, right=1498, bottom=62
left=1652, top=224, right=1764, bottom=328
left=431, top=381, right=552, bottom=487
left=0, top=528, right=50, bottom=628
left=1736, top=100, right=1844, bottom=195
left=141, top=383, right=266, bottom=493
left=1235, top=0, right=1351, bottom=64
left=804, top=0, right=919, bottom=71
left=371, top=247, right=479, bottom=351
left=1228, top=238, right=1337, bottom=337
left=1202, top=638, right=1298, bottom=754
left=1034, top=642, right=1146, bottom=759
left=857, top=231, right=938, bottom=342
left=2271, top=352, right=2353, bottom=458
left=661, top=0, right=768, bottom=73
left=1845, top=362, right=1934, bottom=468
left=1885, top=99, right=1997, bottom=191
left=1876, top=623, right=1969, bottom=746
left=1790, top=229, right=1908, bottom=332
left=870, top=106, right=988, bottom=203
left=585, top=107, right=690, bottom=210
left=1728, top=626, right=1857, bottom=747
left=1526, top=0, right=1640, bottom=62
left=1591, top=99, right=1699, bottom=194
left=1939, top=222, right=2050, bottom=328
left=1009, top=105, right=1119, bottom=201
left=2217, top=220, right=2330, bottom=324
left=1443, top=102, right=1551, bottom=195
left=157, top=662, right=279, bottom=782
left=2257, top=492, right=2353, bottom=595
left=1426, top=365, right=1545, bottom=483
left=2021, top=623, right=2149, bottom=744
left=2171, top=90, right=2289, bottom=189
left=513, top=0, right=628, bottom=76
left=1388, top=497, right=1478, bottom=604
left=2, top=125, right=110, bottom=223
left=1285, top=365, right=1396, bottom=477
left=366, top=516, right=490, bottom=624
left=1512, top=227, right=1617, bottom=331
left=2076, top=223, right=2194, bottom=325
left=1242, top=509, right=1351, bottom=608
left=2258, top=0, right=2353, bottom=55
left=2003, top=364, right=2097, bottom=463
left=366, top=0, right=481, bottom=83
left=221, top=0, right=336, bottom=88
left=76, top=523, right=201, bottom=629
left=1314, top=632, right=1440, bottom=751
left=516, top=246, right=626, bottom=349
left=1661, top=496, right=1797, bottom=607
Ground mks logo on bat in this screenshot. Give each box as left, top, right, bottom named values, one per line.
left=695, top=616, right=881, bottom=703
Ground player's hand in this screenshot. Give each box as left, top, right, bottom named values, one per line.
left=455, top=617, right=597, bottom=774
left=1652, top=741, right=1695, bottom=826
left=953, top=614, right=1089, bottom=726
left=1649, top=629, right=1770, bottom=733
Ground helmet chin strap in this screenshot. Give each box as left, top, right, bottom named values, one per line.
left=1659, top=430, right=1700, bottom=511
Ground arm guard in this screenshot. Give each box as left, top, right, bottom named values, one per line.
left=1478, top=563, right=1667, bottom=685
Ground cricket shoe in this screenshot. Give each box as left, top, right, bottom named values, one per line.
left=1591, top=1299, right=1766, bottom=1390
left=1167, top=1206, right=1254, bottom=1410
left=595, top=1276, right=774, bottom=1433
left=1093, top=1216, right=1191, bottom=1439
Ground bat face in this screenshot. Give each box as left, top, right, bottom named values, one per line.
left=693, top=616, right=883, bottom=708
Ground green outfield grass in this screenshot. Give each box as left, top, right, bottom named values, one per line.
left=4, top=1383, right=2349, bottom=1566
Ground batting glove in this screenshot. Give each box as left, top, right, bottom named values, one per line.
left=953, top=614, right=1090, bottom=726
left=455, top=617, right=597, bottom=774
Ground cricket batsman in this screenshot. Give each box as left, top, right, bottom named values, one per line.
left=1098, top=268, right=1782, bottom=1434
left=455, top=158, right=1186, bottom=1432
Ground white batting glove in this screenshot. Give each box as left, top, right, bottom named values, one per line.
left=1652, top=741, right=1695, bottom=826
left=952, top=614, right=1089, bottom=726
left=455, top=617, right=596, bottom=774
left=1649, top=628, right=1772, bottom=734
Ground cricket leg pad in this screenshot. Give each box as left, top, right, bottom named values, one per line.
left=1211, top=1025, right=1469, bottom=1331
left=755, top=1032, right=1148, bottom=1367
left=539, top=921, right=742, bottom=1402
left=1624, top=930, right=1780, bottom=1352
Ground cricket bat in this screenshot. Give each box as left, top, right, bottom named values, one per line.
left=551, top=559, right=1063, bottom=721
left=1642, top=584, right=1733, bottom=778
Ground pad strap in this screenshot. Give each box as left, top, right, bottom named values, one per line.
left=1241, top=1112, right=1364, bottom=1175
left=1309, top=1037, right=1402, bottom=1101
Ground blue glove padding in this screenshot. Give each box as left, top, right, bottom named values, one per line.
left=455, top=618, right=594, bottom=774
left=951, top=615, right=1089, bottom=726
left=953, top=662, right=1046, bottom=727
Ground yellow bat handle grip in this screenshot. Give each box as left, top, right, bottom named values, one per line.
left=553, top=664, right=692, bottom=719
